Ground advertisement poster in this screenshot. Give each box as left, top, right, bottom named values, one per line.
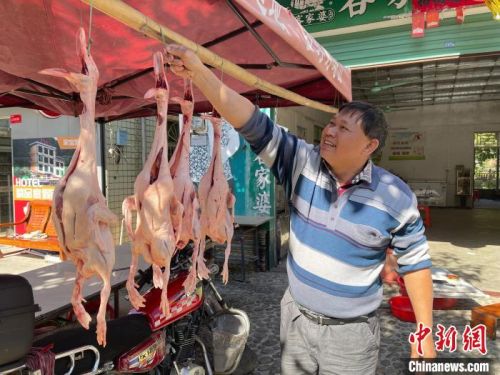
left=12, top=137, right=77, bottom=233
left=388, top=131, right=425, bottom=160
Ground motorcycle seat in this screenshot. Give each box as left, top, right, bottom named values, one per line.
left=33, top=314, right=151, bottom=374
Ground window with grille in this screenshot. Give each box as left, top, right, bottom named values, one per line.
left=104, top=116, right=180, bottom=244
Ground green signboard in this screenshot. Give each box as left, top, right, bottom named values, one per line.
left=276, top=0, right=411, bottom=33
left=231, top=140, right=275, bottom=217
left=229, top=108, right=277, bottom=268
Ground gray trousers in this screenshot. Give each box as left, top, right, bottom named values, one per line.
left=280, top=288, right=380, bottom=375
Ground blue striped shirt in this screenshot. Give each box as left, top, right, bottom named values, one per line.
left=239, top=108, right=431, bottom=318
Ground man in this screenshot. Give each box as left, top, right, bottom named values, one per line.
left=165, top=44, right=436, bottom=374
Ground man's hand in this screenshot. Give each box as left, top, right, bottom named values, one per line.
left=165, top=44, right=205, bottom=80
left=164, top=44, right=255, bottom=128
left=380, top=248, right=398, bottom=284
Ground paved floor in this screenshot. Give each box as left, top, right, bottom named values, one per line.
left=1, top=207, right=499, bottom=374
left=474, top=199, right=500, bottom=209
left=215, top=262, right=500, bottom=375
left=213, top=208, right=500, bottom=375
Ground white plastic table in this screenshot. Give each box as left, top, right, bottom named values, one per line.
left=432, top=267, right=487, bottom=299
left=18, top=243, right=146, bottom=321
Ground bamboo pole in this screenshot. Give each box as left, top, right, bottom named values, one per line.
left=80, top=0, right=337, bottom=114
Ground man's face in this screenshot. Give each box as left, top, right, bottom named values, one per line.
left=320, top=110, right=378, bottom=172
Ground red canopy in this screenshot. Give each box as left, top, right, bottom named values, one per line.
left=0, top=0, right=351, bottom=121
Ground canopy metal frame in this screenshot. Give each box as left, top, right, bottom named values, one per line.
left=2, top=0, right=321, bottom=121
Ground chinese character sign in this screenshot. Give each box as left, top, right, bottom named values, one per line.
left=339, top=0, right=376, bottom=18
left=388, top=0, right=409, bottom=10
left=388, top=131, right=425, bottom=160
left=255, top=162, right=271, bottom=190
left=252, top=157, right=273, bottom=215
left=230, top=121, right=275, bottom=217
left=277, top=0, right=411, bottom=33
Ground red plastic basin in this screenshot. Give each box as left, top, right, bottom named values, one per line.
left=396, top=276, right=458, bottom=308
left=389, top=295, right=416, bottom=322
left=397, top=276, right=408, bottom=296
left=433, top=297, right=458, bottom=310
left=389, top=295, right=458, bottom=323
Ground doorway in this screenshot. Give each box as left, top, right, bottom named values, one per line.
left=473, top=132, right=500, bottom=208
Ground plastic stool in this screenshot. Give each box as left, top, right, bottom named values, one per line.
left=471, top=303, right=500, bottom=340
left=418, top=205, right=431, bottom=227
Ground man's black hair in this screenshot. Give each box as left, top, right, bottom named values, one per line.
left=338, top=101, right=388, bottom=155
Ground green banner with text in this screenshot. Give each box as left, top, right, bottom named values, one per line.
left=277, top=0, right=412, bottom=32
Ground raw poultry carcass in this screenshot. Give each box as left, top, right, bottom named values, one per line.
left=122, top=52, right=183, bottom=316
left=169, top=80, right=202, bottom=294
left=197, top=115, right=236, bottom=284
left=40, top=28, right=117, bottom=347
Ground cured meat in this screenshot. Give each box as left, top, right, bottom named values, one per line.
left=122, top=52, right=183, bottom=316
left=197, top=115, right=236, bottom=284
left=41, top=28, right=117, bottom=347
left=169, top=80, right=202, bottom=294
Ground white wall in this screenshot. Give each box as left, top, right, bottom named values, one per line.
left=379, top=100, right=500, bottom=206
left=272, top=101, right=500, bottom=207
left=275, top=106, right=331, bottom=144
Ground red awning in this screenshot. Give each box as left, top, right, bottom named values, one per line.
left=0, top=0, right=351, bottom=121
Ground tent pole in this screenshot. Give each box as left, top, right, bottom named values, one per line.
left=80, top=0, right=337, bottom=114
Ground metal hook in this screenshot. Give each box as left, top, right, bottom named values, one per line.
left=159, top=26, right=165, bottom=44
left=220, top=62, right=224, bottom=85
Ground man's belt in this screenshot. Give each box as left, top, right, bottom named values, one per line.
left=297, top=306, right=375, bottom=326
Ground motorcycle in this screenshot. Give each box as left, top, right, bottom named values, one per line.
left=0, top=247, right=251, bottom=375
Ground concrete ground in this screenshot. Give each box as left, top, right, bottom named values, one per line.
left=1, top=207, right=499, bottom=374
left=424, top=208, right=500, bottom=294
left=215, top=262, right=500, bottom=375
left=216, top=207, right=500, bottom=374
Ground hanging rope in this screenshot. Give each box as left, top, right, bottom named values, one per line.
left=87, top=0, right=94, bottom=55
left=159, top=26, right=166, bottom=44
left=212, top=66, right=225, bottom=117
left=26, top=345, right=55, bottom=375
